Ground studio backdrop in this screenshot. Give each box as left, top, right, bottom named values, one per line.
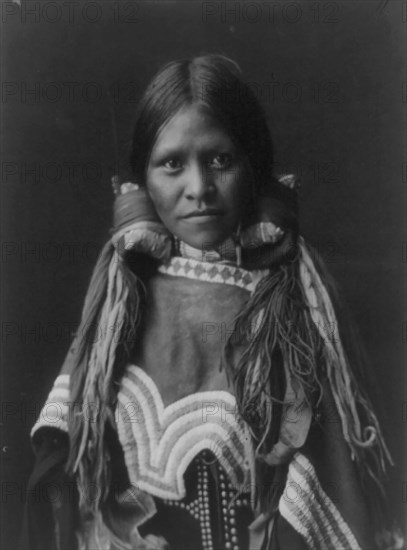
left=1, top=1, right=405, bottom=548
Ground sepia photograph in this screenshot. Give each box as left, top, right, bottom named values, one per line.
left=1, top=1, right=406, bottom=549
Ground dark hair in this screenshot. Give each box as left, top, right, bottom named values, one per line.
left=130, top=54, right=274, bottom=196
left=66, top=56, right=391, bottom=537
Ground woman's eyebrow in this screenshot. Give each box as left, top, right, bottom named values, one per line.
left=153, top=143, right=236, bottom=159
left=152, top=146, right=183, bottom=159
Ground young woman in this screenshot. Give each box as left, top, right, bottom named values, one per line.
left=23, top=55, right=399, bottom=550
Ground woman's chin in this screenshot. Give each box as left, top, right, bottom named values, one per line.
left=176, top=228, right=232, bottom=250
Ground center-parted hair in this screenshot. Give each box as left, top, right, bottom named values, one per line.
left=65, top=55, right=391, bottom=542
left=130, top=55, right=274, bottom=197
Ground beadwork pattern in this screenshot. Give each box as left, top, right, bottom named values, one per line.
left=158, top=256, right=269, bottom=293
left=161, top=450, right=253, bottom=550
left=116, top=365, right=254, bottom=501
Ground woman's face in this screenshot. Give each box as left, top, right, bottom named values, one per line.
left=145, top=104, right=252, bottom=249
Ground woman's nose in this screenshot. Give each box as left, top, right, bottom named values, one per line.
left=184, top=163, right=215, bottom=201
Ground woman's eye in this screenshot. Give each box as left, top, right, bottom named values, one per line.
left=164, top=158, right=182, bottom=170
left=209, top=154, right=233, bottom=169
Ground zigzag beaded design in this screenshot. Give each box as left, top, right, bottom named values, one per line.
left=116, top=365, right=254, bottom=501
left=158, top=256, right=269, bottom=293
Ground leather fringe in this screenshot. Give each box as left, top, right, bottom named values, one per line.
left=67, top=242, right=146, bottom=518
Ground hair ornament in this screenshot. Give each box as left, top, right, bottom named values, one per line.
left=110, top=176, right=172, bottom=263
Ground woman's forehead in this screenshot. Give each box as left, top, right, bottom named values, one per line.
left=150, top=104, right=236, bottom=156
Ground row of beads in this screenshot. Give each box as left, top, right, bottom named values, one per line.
left=218, top=465, right=240, bottom=550
left=197, top=454, right=214, bottom=550
left=162, top=453, right=214, bottom=550
left=162, top=452, right=252, bottom=550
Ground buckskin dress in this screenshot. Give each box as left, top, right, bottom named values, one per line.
left=24, top=240, right=381, bottom=550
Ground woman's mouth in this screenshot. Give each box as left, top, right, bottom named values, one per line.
left=182, top=209, right=224, bottom=221
left=183, top=215, right=223, bottom=225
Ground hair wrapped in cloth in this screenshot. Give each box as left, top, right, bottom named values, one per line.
left=66, top=179, right=172, bottom=533
left=221, top=176, right=399, bottom=549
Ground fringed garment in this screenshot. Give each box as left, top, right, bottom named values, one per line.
left=22, top=237, right=400, bottom=550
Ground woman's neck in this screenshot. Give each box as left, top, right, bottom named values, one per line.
left=173, top=235, right=239, bottom=266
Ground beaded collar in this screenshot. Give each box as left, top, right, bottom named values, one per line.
left=173, top=236, right=239, bottom=266
left=158, top=236, right=270, bottom=294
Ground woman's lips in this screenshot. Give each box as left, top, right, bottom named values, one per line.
left=182, top=214, right=223, bottom=223
left=183, top=209, right=223, bottom=218
left=182, top=211, right=224, bottom=224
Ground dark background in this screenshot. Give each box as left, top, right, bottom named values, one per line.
left=1, top=1, right=405, bottom=547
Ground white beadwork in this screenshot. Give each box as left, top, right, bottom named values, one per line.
left=116, top=365, right=254, bottom=501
